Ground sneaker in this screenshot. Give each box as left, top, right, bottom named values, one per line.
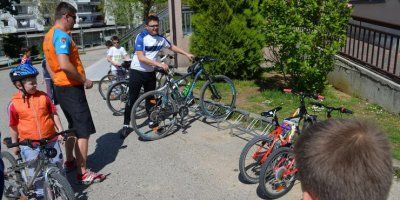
left=64, top=159, right=76, bottom=173
left=77, top=169, right=106, bottom=185
left=120, top=126, right=130, bottom=139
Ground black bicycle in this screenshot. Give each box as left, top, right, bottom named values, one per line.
left=130, top=56, right=237, bottom=140
left=2, top=130, right=75, bottom=200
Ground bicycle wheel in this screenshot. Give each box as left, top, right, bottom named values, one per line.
left=106, top=81, right=129, bottom=115
left=131, top=90, right=177, bottom=141
left=98, top=74, right=117, bottom=100
left=1, top=151, right=21, bottom=199
left=259, top=147, right=297, bottom=199
left=44, top=172, right=75, bottom=200
left=199, top=75, right=236, bottom=119
left=238, top=135, right=273, bottom=184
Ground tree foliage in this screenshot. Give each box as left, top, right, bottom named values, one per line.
left=2, top=33, right=23, bottom=58
left=188, top=0, right=265, bottom=79
left=37, top=0, right=60, bottom=28
left=261, top=0, right=352, bottom=92
left=105, top=0, right=167, bottom=27
left=0, top=0, right=20, bottom=15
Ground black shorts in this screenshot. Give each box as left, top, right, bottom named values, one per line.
left=54, top=85, right=96, bottom=138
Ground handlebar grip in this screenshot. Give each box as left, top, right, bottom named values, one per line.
left=283, top=89, right=292, bottom=93
left=6, top=140, right=30, bottom=148
left=341, top=107, right=353, bottom=114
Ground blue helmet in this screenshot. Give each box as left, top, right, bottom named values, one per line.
left=9, top=63, right=39, bottom=82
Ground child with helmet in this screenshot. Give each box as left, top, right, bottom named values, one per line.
left=8, top=63, right=65, bottom=199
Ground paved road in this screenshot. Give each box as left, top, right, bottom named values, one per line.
left=0, top=47, right=398, bottom=200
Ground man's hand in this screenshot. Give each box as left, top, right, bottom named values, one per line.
left=84, top=79, right=93, bottom=89
left=13, top=147, right=20, bottom=155
left=186, top=53, right=195, bottom=61
left=159, top=62, right=169, bottom=71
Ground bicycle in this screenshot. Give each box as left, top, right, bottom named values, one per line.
left=98, top=60, right=130, bottom=100
left=99, top=54, right=174, bottom=100
left=130, top=56, right=237, bottom=141
left=1, top=129, right=75, bottom=200
left=238, top=89, right=323, bottom=184
left=258, top=102, right=353, bottom=199
left=105, top=55, right=176, bottom=116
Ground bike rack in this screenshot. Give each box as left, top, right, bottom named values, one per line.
left=188, top=98, right=275, bottom=138
left=195, top=100, right=275, bottom=137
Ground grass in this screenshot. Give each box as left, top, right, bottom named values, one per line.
left=230, top=75, right=400, bottom=160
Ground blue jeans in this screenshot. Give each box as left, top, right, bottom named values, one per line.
left=20, top=141, right=63, bottom=198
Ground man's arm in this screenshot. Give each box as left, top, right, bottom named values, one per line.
left=57, top=54, right=85, bottom=84
left=169, top=45, right=194, bottom=61
left=137, top=51, right=168, bottom=70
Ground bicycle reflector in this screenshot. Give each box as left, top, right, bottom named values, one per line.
left=45, top=148, right=58, bottom=158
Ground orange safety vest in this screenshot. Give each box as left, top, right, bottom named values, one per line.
left=11, top=91, right=56, bottom=141
left=43, top=24, right=85, bottom=86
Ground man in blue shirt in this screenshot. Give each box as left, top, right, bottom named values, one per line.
left=121, top=15, right=194, bottom=138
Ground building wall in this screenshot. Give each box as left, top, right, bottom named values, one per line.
left=328, top=55, right=400, bottom=114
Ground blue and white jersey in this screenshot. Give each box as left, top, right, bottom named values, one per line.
left=131, top=30, right=171, bottom=72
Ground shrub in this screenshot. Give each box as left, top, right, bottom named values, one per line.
left=261, top=0, right=352, bottom=92
left=188, top=0, right=265, bottom=80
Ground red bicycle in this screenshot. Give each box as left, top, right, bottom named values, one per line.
left=258, top=102, right=353, bottom=199
left=238, top=89, right=323, bottom=183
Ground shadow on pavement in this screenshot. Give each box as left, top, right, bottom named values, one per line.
left=68, top=131, right=126, bottom=200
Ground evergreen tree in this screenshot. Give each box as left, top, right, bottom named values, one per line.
left=188, top=0, right=265, bottom=79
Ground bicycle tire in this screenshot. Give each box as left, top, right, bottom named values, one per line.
left=259, top=147, right=297, bottom=199
left=238, top=135, right=273, bottom=184
left=106, top=81, right=129, bottom=115
left=98, top=74, right=117, bottom=100
left=199, top=75, right=236, bottom=119
left=44, top=172, right=75, bottom=200
left=131, top=90, right=177, bottom=141
left=1, top=151, right=21, bottom=199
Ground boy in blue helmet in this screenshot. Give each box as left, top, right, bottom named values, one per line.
left=8, top=63, right=64, bottom=199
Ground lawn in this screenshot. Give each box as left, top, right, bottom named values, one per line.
left=229, top=75, right=400, bottom=160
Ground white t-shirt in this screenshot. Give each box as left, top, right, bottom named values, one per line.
left=131, top=30, right=171, bottom=72
left=107, top=46, right=128, bottom=71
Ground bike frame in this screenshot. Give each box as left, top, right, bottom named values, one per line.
left=251, top=93, right=317, bottom=165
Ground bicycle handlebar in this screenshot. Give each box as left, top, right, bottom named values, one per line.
left=193, top=56, right=219, bottom=63
left=283, top=88, right=325, bottom=101
left=311, top=102, right=353, bottom=114
left=3, top=129, right=76, bottom=149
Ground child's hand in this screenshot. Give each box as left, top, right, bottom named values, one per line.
left=13, top=147, right=20, bottom=155
left=57, top=135, right=65, bottom=146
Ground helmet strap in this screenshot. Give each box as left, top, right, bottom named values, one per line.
left=18, top=80, right=29, bottom=103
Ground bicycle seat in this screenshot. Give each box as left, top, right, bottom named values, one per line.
left=261, top=106, right=282, bottom=117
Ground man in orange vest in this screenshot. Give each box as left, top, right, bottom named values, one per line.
left=43, top=2, right=105, bottom=185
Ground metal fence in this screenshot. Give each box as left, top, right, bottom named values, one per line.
left=340, top=17, right=400, bottom=82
